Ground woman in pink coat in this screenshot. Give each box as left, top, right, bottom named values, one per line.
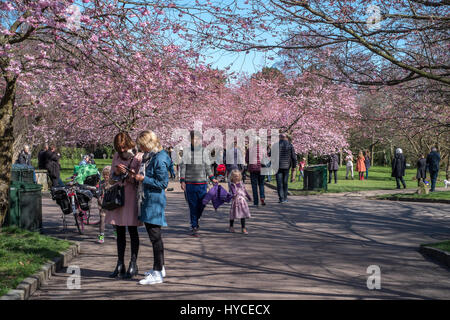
left=106, top=132, right=142, bottom=279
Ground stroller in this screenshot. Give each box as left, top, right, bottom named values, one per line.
left=216, top=164, right=226, bottom=182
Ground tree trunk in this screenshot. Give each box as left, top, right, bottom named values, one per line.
left=447, top=154, right=450, bottom=181
left=371, top=144, right=375, bottom=167
left=0, top=78, right=17, bottom=226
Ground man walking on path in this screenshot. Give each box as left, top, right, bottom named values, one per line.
left=180, top=131, right=218, bottom=236
left=275, top=133, right=297, bottom=203
left=246, top=137, right=265, bottom=207
left=225, top=141, right=244, bottom=185
left=392, top=148, right=406, bottom=189
left=426, top=147, right=441, bottom=192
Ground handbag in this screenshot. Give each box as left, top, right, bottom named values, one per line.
left=101, top=183, right=125, bottom=210
left=101, top=157, right=133, bottom=210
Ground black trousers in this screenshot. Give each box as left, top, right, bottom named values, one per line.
left=145, top=223, right=164, bottom=271
left=116, top=226, right=139, bottom=263
left=396, top=177, right=406, bottom=189
left=328, top=170, right=337, bottom=183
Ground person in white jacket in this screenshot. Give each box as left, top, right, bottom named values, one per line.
left=345, top=153, right=354, bottom=180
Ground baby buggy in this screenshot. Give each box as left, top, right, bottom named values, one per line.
left=216, top=164, right=226, bottom=182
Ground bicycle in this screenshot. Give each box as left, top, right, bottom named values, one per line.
left=51, top=174, right=98, bottom=235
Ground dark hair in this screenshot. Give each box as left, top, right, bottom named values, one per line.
left=114, top=132, right=135, bottom=152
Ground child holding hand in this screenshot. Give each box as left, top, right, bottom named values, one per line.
left=229, top=169, right=252, bottom=235
left=97, top=165, right=113, bottom=243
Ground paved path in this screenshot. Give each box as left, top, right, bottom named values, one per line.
left=30, top=182, right=450, bottom=300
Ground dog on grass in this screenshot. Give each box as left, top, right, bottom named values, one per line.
left=444, top=180, right=449, bottom=189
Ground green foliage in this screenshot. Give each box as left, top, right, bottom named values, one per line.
left=59, top=147, right=87, bottom=160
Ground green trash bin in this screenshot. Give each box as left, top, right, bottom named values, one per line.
left=7, top=182, right=43, bottom=231
left=11, top=166, right=35, bottom=184
left=303, top=164, right=328, bottom=191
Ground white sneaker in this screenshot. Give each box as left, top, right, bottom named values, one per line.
left=139, top=271, right=163, bottom=285
left=144, top=266, right=166, bottom=278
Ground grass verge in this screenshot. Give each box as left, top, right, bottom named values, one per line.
left=270, top=166, right=447, bottom=193
left=0, top=226, right=72, bottom=296
left=421, top=241, right=450, bottom=253
left=375, top=191, right=450, bottom=202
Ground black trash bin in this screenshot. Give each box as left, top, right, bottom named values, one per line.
left=303, top=165, right=328, bottom=191
left=7, top=182, right=43, bottom=232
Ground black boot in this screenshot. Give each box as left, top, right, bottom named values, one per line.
left=125, top=259, right=138, bottom=279
left=109, top=261, right=126, bottom=278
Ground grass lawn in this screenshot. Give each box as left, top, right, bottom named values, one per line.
left=31, top=158, right=112, bottom=181
left=0, top=226, right=72, bottom=296
left=376, top=191, right=450, bottom=201
left=270, top=166, right=448, bottom=193
left=422, top=240, right=450, bottom=253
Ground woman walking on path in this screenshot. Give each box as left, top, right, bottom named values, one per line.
left=229, top=170, right=252, bottom=235
left=356, top=151, right=366, bottom=181
left=364, top=150, right=371, bottom=180
left=345, top=153, right=354, bottom=180
left=392, top=148, right=407, bottom=189
left=416, top=154, right=427, bottom=187
left=107, top=132, right=143, bottom=279
left=131, top=131, right=170, bottom=285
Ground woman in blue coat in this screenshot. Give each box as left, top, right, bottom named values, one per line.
left=132, top=130, right=171, bottom=285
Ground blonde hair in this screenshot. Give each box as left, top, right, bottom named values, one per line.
left=230, top=169, right=242, bottom=184
left=102, top=165, right=111, bottom=177
left=136, top=130, right=163, bottom=153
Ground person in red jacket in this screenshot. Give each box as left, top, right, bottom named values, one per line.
left=356, top=151, right=366, bottom=181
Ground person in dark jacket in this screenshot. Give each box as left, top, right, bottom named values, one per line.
left=426, top=147, right=441, bottom=192
left=327, top=153, right=339, bottom=184
left=275, top=133, right=297, bottom=203
left=46, top=145, right=62, bottom=187
left=246, top=137, right=265, bottom=206
left=364, top=150, right=371, bottom=180
left=16, top=145, right=32, bottom=166
left=392, top=148, right=406, bottom=189
left=38, top=143, right=48, bottom=169
left=416, top=154, right=427, bottom=187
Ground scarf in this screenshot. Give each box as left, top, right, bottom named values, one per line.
left=137, top=151, right=155, bottom=216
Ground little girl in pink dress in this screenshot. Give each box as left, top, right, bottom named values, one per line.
left=229, top=170, right=252, bottom=234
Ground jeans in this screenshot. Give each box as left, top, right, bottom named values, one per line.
left=429, top=170, right=438, bottom=191
left=168, top=164, right=175, bottom=179
left=185, top=183, right=207, bottom=229
left=365, top=168, right=369, bottom=179
left=346, top=165, right=353, bottom=179
left=250, top=172, right=265, bottom=205
left=144, top=223, right=164, bottom=271
left=276, top=169, right=290, bottom=202
left=116, top=226, right=139, bottom=263
left=298, top=170, right=304, bottom=182
left=328, top=170, right=337, bottom=183
left=396, top=177, right=406, bottom=189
